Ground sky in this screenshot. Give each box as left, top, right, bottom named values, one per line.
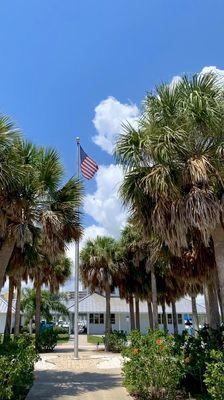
left=1, top=0, right=224, bottom=289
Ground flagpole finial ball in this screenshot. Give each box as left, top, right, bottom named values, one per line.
left=76, top=137, right=80, bottom=143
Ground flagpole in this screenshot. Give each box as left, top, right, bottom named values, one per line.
left=74, top=136, right=80, bottom=359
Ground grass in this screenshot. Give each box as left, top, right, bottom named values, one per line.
left=57, top=333, right=69, bottom=343
left=87, top=335, right=104, bottom=344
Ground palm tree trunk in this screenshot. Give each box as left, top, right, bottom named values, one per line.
left=104, top=288, right=111, bottom=352
left=151, top=264, right=158, bottom=330
left=162, top=300, right=168, bottom=332
left=171, top=301, right=178, bottom=335
left=4, top=276, right=14, bottom=339
left=49, top=283, right=54, bottom=294
left=191, top=295, right=199, bottom=335
left=29, top=319, right=33, bottom=334
left=129, top=295, right=135, bottom=330
left=135, top=298, right=140, bottom=330
left=204, top=284, right=209, bottom=324
left=212, top=225, right=224, bottom=323
left=217, top=285, right=224, bottom=322
left=147, top=300, right=153, bottom=329
left=105, top=288, right=111, bottom=335
left=35, top=279, right=41, bottom=337
left=204, top=281, right=220, bottom=329
left=15, top=278, right=22, bottom=336
left=0, top=238, right=16, bottom=292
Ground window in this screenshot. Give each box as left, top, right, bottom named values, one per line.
left=178, top=314, right=183, bottom=325
left=110, top=314, right=115, bottom=324
left=89, top=313, right=104, bottom=324
left=167, top=314, right=173, bottom=324
left=158, top=314, right=162, bottom=324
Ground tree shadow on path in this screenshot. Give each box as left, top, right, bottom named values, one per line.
left=26, top=369, right=127, bottom=399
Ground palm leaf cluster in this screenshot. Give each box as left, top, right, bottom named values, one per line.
left=115, top=72, right=224, bottom=329
left=0, top=115, right=83, bottom=337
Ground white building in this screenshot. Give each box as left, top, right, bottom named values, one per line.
left=67, top=292, right=206, bottom=335
left=0, top=296, right=16, bottom=333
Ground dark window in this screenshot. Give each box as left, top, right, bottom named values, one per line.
left=167, top=314, right=172, bottom=324
left=94, top=314, right=99, bottom=324
left=158, top=314, right=162, bottom=324
left=110, top=314, right=115, bottom=324
left=178, top=314, right=183, bottom=325
left=89, top=313, right=104, bottom=324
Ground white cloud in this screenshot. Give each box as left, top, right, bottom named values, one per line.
left=84, top=164, right=127, bottom=238
left=169, top=75, right=182, bottom=89
left=92, top=96, right=139, bottom=155
left=170, top=66, right=224, bottom=88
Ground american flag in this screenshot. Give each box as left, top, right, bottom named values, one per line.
left=80, top=146, right=98, bottom=179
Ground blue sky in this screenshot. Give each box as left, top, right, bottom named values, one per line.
left=0, top=0, right=224, bottom=249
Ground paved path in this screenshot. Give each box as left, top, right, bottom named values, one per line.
left=26, top=336, right=130, bottom=400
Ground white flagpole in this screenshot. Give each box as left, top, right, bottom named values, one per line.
left=74, top=136, right=80, bottom=359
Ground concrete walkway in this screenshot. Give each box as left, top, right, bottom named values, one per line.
left=26, top=336, right=131, bottom=400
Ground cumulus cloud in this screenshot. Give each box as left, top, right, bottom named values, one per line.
left=92, top=96, right=139, bottom=155
left=84, top=164, right=127, bottom=237
left=170, top=66, right=224, bottom=88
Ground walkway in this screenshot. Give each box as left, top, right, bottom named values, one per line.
left=26, top=335, right=130, bottom=400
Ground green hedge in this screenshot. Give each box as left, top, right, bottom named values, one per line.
left=36, top=329, right=58, bottom=352
left=0, top=335, right=38, bottom=400
left=104, top=330, right=127, bottom=352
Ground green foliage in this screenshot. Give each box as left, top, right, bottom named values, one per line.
left=0, top=335, right=38, bottom=400
left=36, top=329, right=58, bottom=352
left=179, top=326, right=224, bottom=394
left=103, top=330, right=127, bottom=352
left=122, top=330, right=184, bottom=400
left=21, top=288, right=69, bottom=324
left=204, top=350, right=224, bottom=400
left=57, top=333, right=69, bottom=343
left=54, top=325, right=69, bottom=334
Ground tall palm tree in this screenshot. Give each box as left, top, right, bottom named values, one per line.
left=0, top=141, right=83, bottom=292
left=80, top=236, right=117, bottom=348
left=115, top=73, right=224, bottom=321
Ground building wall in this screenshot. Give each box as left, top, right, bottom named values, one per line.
left=0, top=314, right=6, bottom=333
left=0, top=314, right=15, bottom=333
left=87, top=312, right=189, bottom=335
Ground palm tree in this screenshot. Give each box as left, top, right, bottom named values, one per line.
left=0, top=141, right=83, bottom=293
left=115, top=73, right=224, bottom=322
left=21, top=288, right=69, bottom=329
left=80, top=236, right=117, bottom=348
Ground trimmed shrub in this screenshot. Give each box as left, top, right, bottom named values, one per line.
left=54, top=325, right=69, bottom=334
left=122, top=330, right=184, bottom=400
left=204, top=350, right=224, bottom=400
left=36, top=329, right=58, bottom=352
left=0, top=335, right=38, bottom=400
left=104, top=330, right=127, bottom=352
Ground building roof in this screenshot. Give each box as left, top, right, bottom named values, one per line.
left=67, top=292, right=206, bottom=314
left=0, top=296, right=16, bottom=314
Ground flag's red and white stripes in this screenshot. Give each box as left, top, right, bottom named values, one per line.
left=80, top=146, right=98, bottom=179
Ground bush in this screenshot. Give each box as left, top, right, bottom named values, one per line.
left=122, top=330, right=184, bottom=400
left=104, top=330, right=127, bottom=352
left=0, top=335, right=38, bottom=400
left=54, top=325, right=69, bottom=334
left=204, top=350, right=224, bottom=400
left=36, top=329, right=58, bottom=352
left=179, top=325, right=224, bottom=394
